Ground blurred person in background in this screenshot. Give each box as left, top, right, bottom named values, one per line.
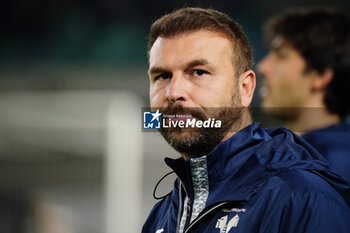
left=143, top=7, right=350, bottom=233
left=258, top=8, right=350, bottom=184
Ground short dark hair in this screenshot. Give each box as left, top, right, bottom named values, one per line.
left=263, top=8, right=350, bottom=118
left=147, top=7, right=253, bottom=77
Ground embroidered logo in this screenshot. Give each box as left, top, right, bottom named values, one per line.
left=222, top=208, right=246, bottom=213
left=215, top=214, right=240, bottom=233
left=155, top=228, right=164, bottom=233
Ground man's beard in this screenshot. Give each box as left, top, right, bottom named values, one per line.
left=158, top=95, right=243, bottom=158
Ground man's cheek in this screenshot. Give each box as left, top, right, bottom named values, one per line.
left=150, top=93, right=163, bottom=108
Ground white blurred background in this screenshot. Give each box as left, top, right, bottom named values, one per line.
left=0, top=88, right=178, bottom=233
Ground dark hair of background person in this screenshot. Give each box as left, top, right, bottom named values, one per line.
left=147, top=7, right=254, bottom=78
left=263, top=8, right=350, bottom=119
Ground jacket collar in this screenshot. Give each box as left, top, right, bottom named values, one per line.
left=165, top=123, right=274, bottom=204
left=165, top=122, right=350, bottom=210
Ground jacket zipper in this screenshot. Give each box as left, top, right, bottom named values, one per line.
left=176, top=183, right=184, bottom=233
left=183, top=198, right=192, bottom=230
left=179, top=161, right=194, bottom=233
left=177, top=183, right=193, bottom=233
left=184, top=201, right=229, bottom=233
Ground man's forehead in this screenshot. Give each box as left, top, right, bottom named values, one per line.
left=150, top=30, right=232, bottom=52
left=270, top=36, right=293, bottom=50
left=149, top=31, right=234, bottom=66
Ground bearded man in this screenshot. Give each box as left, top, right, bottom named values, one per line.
left=143, top=7, right=350, bottom=233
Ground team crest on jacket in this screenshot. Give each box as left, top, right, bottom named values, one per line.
left=215, top=214, right=240, bottom=233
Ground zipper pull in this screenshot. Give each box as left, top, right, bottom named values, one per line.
left=187, top=199, right=192, bottom=212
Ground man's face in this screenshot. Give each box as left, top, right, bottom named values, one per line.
left=257, top=37, right=313, bottom=119
left=148, top=30, right=244, bottom=157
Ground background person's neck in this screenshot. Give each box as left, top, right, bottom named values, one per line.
left=284, top=107, right=340, bottom=135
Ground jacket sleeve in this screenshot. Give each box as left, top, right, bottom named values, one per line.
left=276, top=191, right=350, bottom=233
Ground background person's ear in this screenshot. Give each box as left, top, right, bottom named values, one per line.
left=239, top=70, right=256, bottom=107
left=311, top=68, right=334, bottom=92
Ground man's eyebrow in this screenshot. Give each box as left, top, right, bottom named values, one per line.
left=148, top=67, right=169, bottom=75
left=149, top=59, right=212, bottom=75
left=185, top=59, right=210, bottom=70
left=272, top=45, right=283, bottom=52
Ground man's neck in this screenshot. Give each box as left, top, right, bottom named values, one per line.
left=284, top=107, right=340, bottom=135
left=220, top=109, right=252, bottom=142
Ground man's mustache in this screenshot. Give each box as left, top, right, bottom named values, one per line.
left=161, top=105, right=207, bottom=121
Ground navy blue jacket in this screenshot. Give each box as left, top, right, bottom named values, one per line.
left=143, top=123, right=350, bottom=233
left=302, top=118, right=350, bottom=184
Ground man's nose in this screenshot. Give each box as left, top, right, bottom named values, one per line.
left=165, top=74, right=188, bottom=103
left=257, top=55, right=271, bottom=78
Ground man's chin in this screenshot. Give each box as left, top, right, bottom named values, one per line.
left=162, top=130, right=202, bottom=146
left=167, top=130, right=195, bottom=139
left=160, top=129, right=203, bottom=151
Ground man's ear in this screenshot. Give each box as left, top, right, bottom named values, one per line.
left=239, top=70, right=256, bottom=107
left=311, top=68, right=334, bottom=92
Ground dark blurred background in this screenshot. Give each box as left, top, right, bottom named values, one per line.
left=1, top=0, right=349, bottom=97
left=0, top=1, right=349, bottom=233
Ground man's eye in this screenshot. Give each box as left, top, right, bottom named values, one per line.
left=273, top=50, right=287, bottom=59
left=154, top=72, right=172, bottom=81
left=192, top=69, right=208, bottom=77
left=275, top=53, right=285, bottom=59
